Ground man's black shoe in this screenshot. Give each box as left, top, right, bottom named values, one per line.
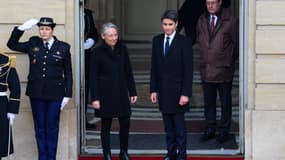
left=200, top=131, right=216, bottom=142
left=216, top=132, right=230, bottom=144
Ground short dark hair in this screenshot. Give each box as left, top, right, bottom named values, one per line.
left=161, top=10, right=178, bottom=23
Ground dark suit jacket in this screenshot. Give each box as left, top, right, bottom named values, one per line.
left=7, top=27, right=73, bottom=101
left=150, top=33, right=193, bottom=114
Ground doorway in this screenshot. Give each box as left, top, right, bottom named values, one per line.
left=75, top=0, right=246, bottom=156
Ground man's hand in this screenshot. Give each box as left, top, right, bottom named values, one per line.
left=61, top=97, right=71, bottom=110
left=179, top=95, right=189, bottom=106
left=150, top=92, right=158, bottom=104
left=92, top=100, right=100, bottom=109
left=18, top=19, right=39, bottom=31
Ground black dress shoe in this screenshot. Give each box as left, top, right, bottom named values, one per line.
left=216, top=132, right=230, bottom=144
left=119, top=150, right=130, bottom=160
left=103, top=152, right=112, bottom=160
left=200, top=131, right=216, bottom=142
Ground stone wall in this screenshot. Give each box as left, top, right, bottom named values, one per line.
left=246, top=1, right=285, bottom=160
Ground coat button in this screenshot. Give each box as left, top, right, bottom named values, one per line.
left=43, top=68, right=46, bottom=71
left=42, top=74, right=46, bottom=77
left=43, top=62, right=46, bottom=65
left=44, top=56, right=47, bottom=58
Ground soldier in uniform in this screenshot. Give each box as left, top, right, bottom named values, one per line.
left=7, top=17, right=73, bottom=160
left=0, top=53, right=20, bottom=160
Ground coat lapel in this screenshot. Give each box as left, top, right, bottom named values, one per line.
left=158, top=35, right=165, bottom=58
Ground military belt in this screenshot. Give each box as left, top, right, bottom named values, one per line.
left=0, top=92, right=7, bottom=96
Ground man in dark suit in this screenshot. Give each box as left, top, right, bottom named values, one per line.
left=196, top=0, right=238, bottom=144
left=150, top=10, right=193, bottom=160
left=84, top=6, right=99, bottom=129
left=7, top=17, right=73, bottom=160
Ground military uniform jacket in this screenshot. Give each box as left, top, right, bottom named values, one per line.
left=7, top=27, right=73, bottom=101
left=0, top=55, right=20, bottom=157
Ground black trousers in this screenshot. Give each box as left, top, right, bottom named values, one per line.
left=101, top=116, right=130, bottom=154
left=202, top=82, right=233, bottom=133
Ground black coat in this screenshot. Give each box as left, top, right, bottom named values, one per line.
left=150, top=33, right=193, bottom=114
left=0, top=54, right=20, bottom=157
left=90, top=42, right=137, bottom=118
left=7, top=27, right=73, bottom=101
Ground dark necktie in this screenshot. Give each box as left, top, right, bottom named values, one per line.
left=210, top=16, right=215, bottom=33
left=45, top=42, right=49, bottom=51
left=164, top=37, right=170, bottom=55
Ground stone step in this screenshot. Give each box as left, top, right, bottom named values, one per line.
left=88, top=105, right=240, bottom=121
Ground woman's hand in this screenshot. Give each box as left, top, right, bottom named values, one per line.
left=92, top=100, right=100, bottom=109
left=130, top=96, right=138, bottom=104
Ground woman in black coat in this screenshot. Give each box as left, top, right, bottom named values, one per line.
left=90, top=22, right=137, bottom=160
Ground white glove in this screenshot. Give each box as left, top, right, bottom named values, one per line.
left=84, top=38, right=95, bottom=50
left=61, top=97, right=71, bottom=110
left=18, top=18, right=39, bottom=31
left=7, top=113, right=16, bottom=126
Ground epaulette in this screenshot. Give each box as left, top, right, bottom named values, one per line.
left=9, top=55, right=16, bottom=68
left=0, top=52, right=16, bottom=68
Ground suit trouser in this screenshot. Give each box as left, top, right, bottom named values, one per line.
left=162, top=112, right=187, bottom=159
left=101, top=116, right=130, bottom=155
left=202, top=82, right=232, bottom=133
left=30, top=98, right=61, bottom=160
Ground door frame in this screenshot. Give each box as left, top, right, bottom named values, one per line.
left=74, top=0, right=87, bottom=154
left=74, top=0, right=248, bottom=155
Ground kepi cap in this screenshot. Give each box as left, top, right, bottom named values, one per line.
left=37, top=17, right=56, bottom=28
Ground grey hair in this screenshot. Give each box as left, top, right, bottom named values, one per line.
left=101, top=22, right=119, bottom=35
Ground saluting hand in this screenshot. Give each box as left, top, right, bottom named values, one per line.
left=179, top=95, right=189, bottom=106
left=92, top=100, right=100, bottom=109
left=18, top=18, right=39, bottom=31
